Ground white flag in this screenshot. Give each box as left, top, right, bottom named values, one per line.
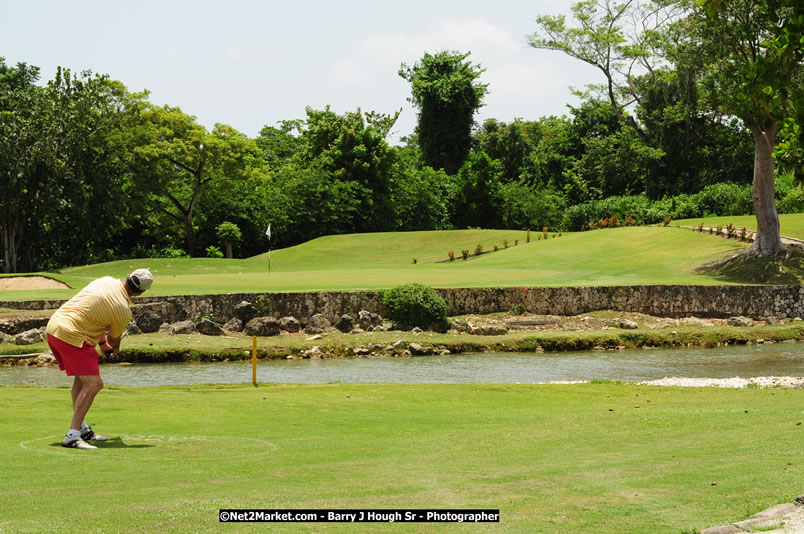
left=265, top=224, right=271, bottom=240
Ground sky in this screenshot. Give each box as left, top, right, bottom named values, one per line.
left=1, top=0, right=600, bottom=144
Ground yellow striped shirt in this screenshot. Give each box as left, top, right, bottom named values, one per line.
left=46, top=277, right=133, bottom=348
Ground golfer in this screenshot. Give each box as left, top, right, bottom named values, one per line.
left=46, top=269, right=153, bottom=449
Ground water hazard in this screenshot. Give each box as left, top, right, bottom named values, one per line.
left=2, top=343, right=803, bottom=387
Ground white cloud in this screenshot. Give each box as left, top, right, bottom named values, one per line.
left=432, top=18, right=518, bottom=52
left=224, top=41, right=276, bottom=66
left=360, top=17, right=518, bottom=65
left=328, top=57, right=372, bottom=87
left=487, top=61, right=573, bottom=100
left=159, top=43, right=182, bottom=59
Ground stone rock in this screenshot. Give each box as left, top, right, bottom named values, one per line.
left=134, top=310, right=163, bottom=333
left=353, top=347, right=371, bottom=356
left=618, top=319, right=639, bottom=329
left=196, top=318, right=225, bottom=336
left=308, top=313, right=331, bottom=330
left=408, top=343, right=433, bottom=356
left=303, top=326, right=324, bottom=335
left=0, top=317, right=49, bottom=335
left=306, top=334, right=323, bottom=341
left=411, top=327, right=423, bottom=334
left=648, top=322, right=670, bottom=330
left=450, top=318, right=470, bottom=333
left=125, top=322, right=142, bottom=336
left=0, top=331, right=10, bottom=343
left=223, top=318, right=243, bottom=332
left=358, top=310, right=382, bottom=330
left=303, top=346, right=324, bottom=359
left=728, top=316, right=754, bottom=327
left=350, top=328, right=365, bottom=335
left=471, top=325, right=508, bottom=336
left=686, top=317, right=714, bottom=327
left=169, top=320, right=196, bottom=335
left=244, top=317, right=281, bottom=337
left=36, top=353, right=56, bottom=365
left=505, top=315, right=560, bottom=327
left=429, top=321, right=449, bottom=334
left=158, top=322, right=172, bottom=334
left=335, top=314, right=354, bottom=333
left=233, top=301, right=257, bottom=323
left=279, top=316, right=301, bottom=333
left=14, top=328, right=44, bottom=345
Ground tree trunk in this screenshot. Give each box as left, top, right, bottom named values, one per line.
left=184, top=215, right=196, bottom=257
left=1, top=218, right=21, bottom=273
left=745, top=124, right=787, bottom=257
left=225, top=241, right=233, bottom=259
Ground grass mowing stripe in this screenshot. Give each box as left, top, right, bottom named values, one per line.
left=2, top=383, right=803, bottom=533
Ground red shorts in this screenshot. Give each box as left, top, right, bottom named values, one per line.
left=46, top=334, right=100, bottom=376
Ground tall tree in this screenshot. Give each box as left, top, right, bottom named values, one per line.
left=685, top=0, right=804, bottom=257
left=399, top=51, right=488, bottom=175
left=451, top=152, right=503, bottom=229
left=0, top=59, right=42, bottom=272
left=531, top=0, right=803, bottom=257
left=0, top=60, right=130, bottom=272
left=529, top=0, right=681, bottom=142
left=118, top=103, right=259, bottom=256
left=300, top=106, right=398, bottom=233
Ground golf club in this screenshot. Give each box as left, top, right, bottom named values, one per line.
left=102, top=322, right=134, bottom=357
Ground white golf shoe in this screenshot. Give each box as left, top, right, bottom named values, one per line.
left=61, top=435, right=97, bottom=450
left=81, top=426, right=107, bottom=442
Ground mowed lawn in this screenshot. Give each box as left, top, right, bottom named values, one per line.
left=0, top=225, right=755, bottom=300
left=3, top=383, right=803, bottom=533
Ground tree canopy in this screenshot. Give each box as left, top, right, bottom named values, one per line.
left=2, top=4, right=801, bottom=272
left=399, top=51, right=488, bottom=175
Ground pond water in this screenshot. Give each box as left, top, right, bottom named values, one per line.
left=1, top=343, right=803, bottom=387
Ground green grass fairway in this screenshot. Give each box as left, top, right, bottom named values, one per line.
left=1, top=227, right=754, bottom=300
left=3, top=383, right=803, bottom=533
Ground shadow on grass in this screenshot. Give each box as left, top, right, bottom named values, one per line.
left=696, top=247, right=804, bottom=284
left=48, top=437, right=155, bottom=449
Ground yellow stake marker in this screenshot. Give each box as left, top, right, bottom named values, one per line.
left=252, top=336, right=257, bottom=386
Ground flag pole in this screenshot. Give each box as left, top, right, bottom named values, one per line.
left=266, top=224, right=272, bottom=276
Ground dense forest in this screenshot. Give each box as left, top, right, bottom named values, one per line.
left=1, top=0, right=802, bottom=272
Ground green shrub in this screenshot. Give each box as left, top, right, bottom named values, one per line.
left=382, top=283, right=448, bottom=331
left=159, top=246, right=188, bottom=258
left=205, top=246, right=224, bottom=258
left=216, top=221, right=242, bottom=259
left=695, top=182, right=752, bottom=217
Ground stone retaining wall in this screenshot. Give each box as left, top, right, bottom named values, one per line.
left=2, top=285, right=802, bottom=324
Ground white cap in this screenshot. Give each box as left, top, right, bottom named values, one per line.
left=129, top=269, right=153, bottom=292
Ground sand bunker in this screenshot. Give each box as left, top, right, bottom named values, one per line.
left=0, top=276, right=70, bottom=290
